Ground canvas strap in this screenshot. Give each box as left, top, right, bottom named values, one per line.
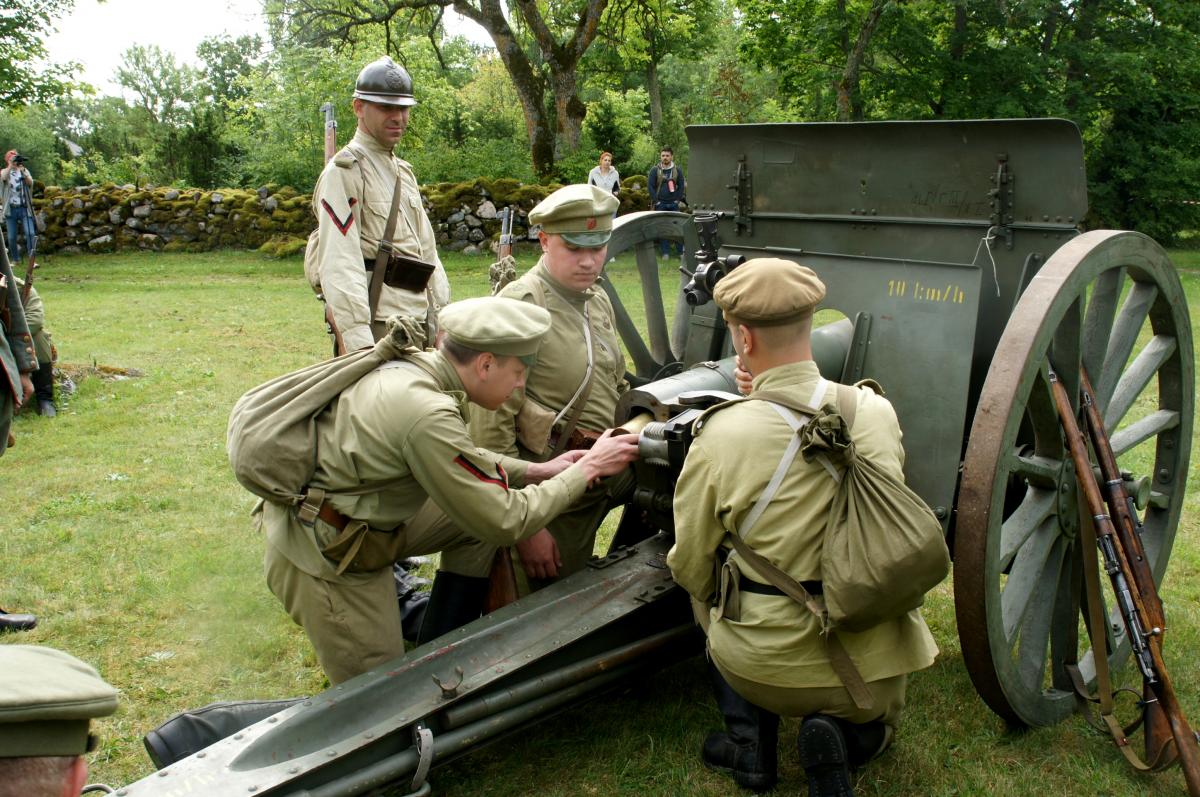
left=726, top=378, right=875, bottom=711
left=366, top=172, right=407, bottom=322
left=1069, top=512, right=1171, bottom=772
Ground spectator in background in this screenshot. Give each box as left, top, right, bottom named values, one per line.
left=587, top=152, right=620, bottom=214
left=648, top=146, right=686, bottom=259
left=1, top=151, right=38, bottom=266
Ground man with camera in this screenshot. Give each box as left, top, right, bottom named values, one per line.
left=1, top=151, right=37, bottom=266
left=310, top=57, right=450, bottom=355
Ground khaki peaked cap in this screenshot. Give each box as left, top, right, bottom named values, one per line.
left=714, top=257, right=826, bottom=326
left=439, top=297, right=552, bottom=364
left=529, top=184, right=620, bottom=247
left=0, top=645, right=118, bottom=758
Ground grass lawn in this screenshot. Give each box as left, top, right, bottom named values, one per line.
left=2, top=244, right=1198, bottom=796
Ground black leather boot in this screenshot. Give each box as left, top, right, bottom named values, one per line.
left=394, top=564, right=431, bottom=643
left=701, top=664, right=779, bottom=792
left=0, top=608, right=37, bottom=632
left=831, top=716, right=889, bottom=768
left=797, top=714, right=854, bottom=797
left=415, top=571, right=489, bottom=646
left=143, top=698, right=306, bottom=768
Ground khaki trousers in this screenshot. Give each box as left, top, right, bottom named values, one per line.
left=265, top=499, right=496, bottom=684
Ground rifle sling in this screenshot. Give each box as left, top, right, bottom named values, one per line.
left=367, top=172, right=406, bottom=323
left=1072, top=454, right=1176, bottom=772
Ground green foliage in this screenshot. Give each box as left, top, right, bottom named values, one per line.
left=0, top=0, right=77, bottom=107
left=583, top=90, right=641, bottom=178
left=735, top=0, right=1200, bottom=243
left=0, top=104, right=63, bottom=183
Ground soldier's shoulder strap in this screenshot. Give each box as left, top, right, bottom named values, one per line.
left=333, top=142, right=365, bottom=169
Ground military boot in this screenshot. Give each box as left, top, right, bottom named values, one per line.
left=0, top=608, right=37, bottom=632
left=701, top=664, right=779, bottom=792
left=797, top=714, right=854, bottom=797
left=415, top=571, right=489, bottom=646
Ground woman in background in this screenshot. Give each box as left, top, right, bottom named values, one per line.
left=587, top=152, right=620, bottom=213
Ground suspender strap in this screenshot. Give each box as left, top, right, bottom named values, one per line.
left=367, top=172, right=406, bottom=324
left=548, top=300, right=596, bottom=459
left=725, top=377, right=874, bottom=711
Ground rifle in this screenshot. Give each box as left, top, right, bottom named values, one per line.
left=321, top=102, right=338, bottom=163
left=20, top=241, right=37, bottom=305
left=318, top=101, right=347, bottom=356
left=1049, top=366, right=1200, bottom=795
left=498, top=206, right=514, bottom=259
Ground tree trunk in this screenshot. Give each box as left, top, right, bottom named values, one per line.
left=836, top=0, right=888, bottom=122
left=646, top=55, right=662, bottom=136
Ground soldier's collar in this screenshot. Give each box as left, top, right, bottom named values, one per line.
left=533, top=258, right=602, bottom=305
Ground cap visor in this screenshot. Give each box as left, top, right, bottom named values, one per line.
left=355, top=93, right=418, bottom=107
left=560, top=230, right=612, bottom=248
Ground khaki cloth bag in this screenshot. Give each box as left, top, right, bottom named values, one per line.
left=226, top=316, right=422, bottom=505
left=746, top=381, right=951, bottom=633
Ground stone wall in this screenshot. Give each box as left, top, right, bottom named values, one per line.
left=28, top=177, right=651, bottom=258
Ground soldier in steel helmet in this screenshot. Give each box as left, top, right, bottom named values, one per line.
left=470, top=185, right=632, bottom=589
left=310, top=56, right=451, bottom=354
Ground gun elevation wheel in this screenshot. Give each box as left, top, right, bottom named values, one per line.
left=955, top=230, right=1193, bottom=727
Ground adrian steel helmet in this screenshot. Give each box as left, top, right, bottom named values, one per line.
left=353, top=57, right=417, bottom=107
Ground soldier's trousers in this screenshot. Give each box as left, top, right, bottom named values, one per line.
left=0, top=388, right=11, bottom=456
left=264, top=499, right=497, bottom=684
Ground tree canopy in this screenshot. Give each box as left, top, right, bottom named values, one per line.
left=1, top=0, right=1198, bottom=241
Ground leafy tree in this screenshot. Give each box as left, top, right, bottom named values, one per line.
left=736, top=0, right=1200, bottom=242
left=277, top=0, right=614, bottom=178
left=0, top=0, right=78, bottom=107
left=593, top=0, right=717, bottom=135
left=582, top=90, right=642, bottom=178
left=196, top=34, right=265, bottom=106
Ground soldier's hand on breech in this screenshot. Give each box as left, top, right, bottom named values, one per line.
left=17, top=374, right=34, bottom=408
left=523, top=450, right=586, bottom=484
left=517, top=528, right=561, bottom=580
left=734, top=355, right=753, bottom=396
left=578, top=430, right=640, bottom=485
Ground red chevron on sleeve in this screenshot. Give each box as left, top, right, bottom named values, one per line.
left=321, top=197, right=357, bottom=235
left=453, top=455, right=509, bottom=491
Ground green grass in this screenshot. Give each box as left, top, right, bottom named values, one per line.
left=2, top=246, right=1198, bottom=796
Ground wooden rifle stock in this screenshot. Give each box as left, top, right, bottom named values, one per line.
left=484, top=546, right=519, bottom=613
left=1049, top=368, right=1200, bottom=795
left=20, top=245, right=36, bottom=305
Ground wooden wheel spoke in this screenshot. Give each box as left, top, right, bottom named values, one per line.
left=1095, top=281, right=1158, bottom=407
left=1010, top=453, right=1059, bottom=488
left=998, top=487, right=1056, bottom=569
left=633, top=241, right=672, bottom=365
left=1001, top=515, right=1061, bottom=640
left=1014, top=537, right=1069, bottom=691
left=599, top=276, right=658, bottom=376
left=1103, top=334, right=1176, bottom=428
left=1081, top=267, right=1124, bottom=377
left=1110, top=409, right=1179, bottom=456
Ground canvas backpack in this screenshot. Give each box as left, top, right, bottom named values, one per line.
left=226, top=317, right=423, bottom=507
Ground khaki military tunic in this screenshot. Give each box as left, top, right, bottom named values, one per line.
left=15, top=279, right=51, bottom=364
left=668, top=361, right=937, bottom=722
left=469, top=258, right=629, bottom=577
left=262, top=350, right=590, bottom=683
left=312, top=129, right=451, bottom=351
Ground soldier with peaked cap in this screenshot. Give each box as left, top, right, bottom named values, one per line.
left=470, top=184, right=633, bottom=589
left=309, top=56, right=451, bottom=354
left=667, top=258, right=937, bottom=795
left=263, top=298, right=640, bottom=684
left=0, top=645, right=118, bottom=796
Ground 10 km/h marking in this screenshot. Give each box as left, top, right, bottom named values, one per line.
left=887, top=279, right=966, bottom=304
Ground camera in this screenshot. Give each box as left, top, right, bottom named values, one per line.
left=12, top=154, right=27, bottom=165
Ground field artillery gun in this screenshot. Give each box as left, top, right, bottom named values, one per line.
left=118, top=119, right=1193, bottom=795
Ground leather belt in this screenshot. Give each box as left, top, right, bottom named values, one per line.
left=738, top=574, right=822, bottom=597
left=316, top=501, right=350, bottom=531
